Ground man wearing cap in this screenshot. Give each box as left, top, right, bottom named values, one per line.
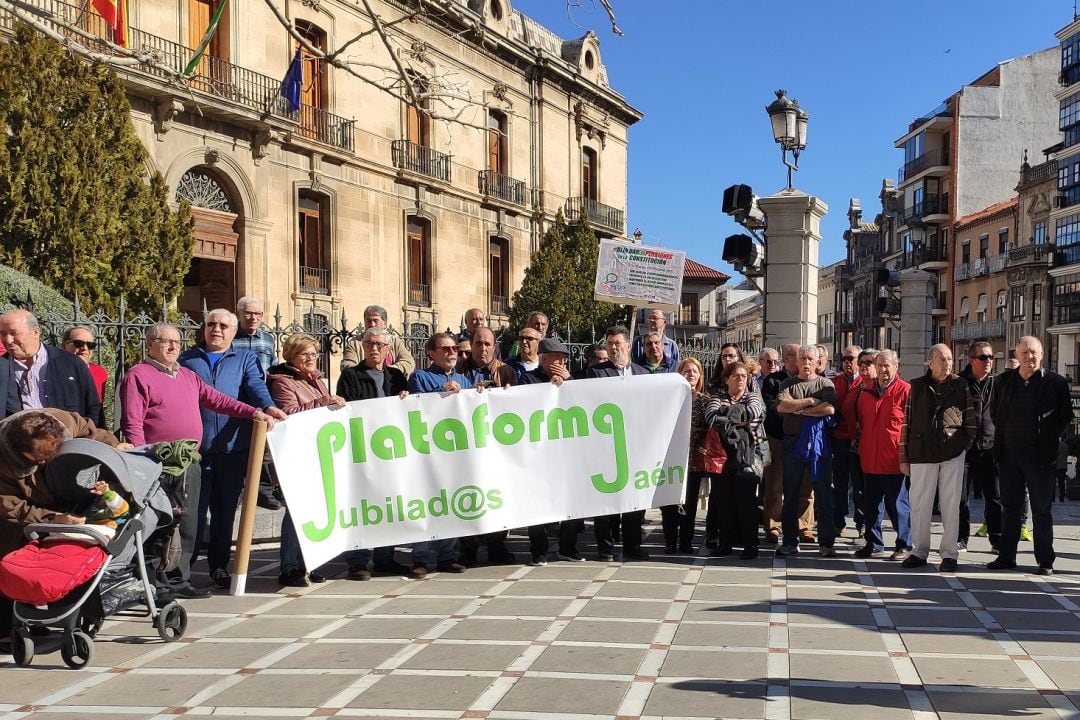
left=520, top=338, right=585, bottom=562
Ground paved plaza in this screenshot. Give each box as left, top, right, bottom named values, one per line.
left=3, top=501, right=1080, bottom=720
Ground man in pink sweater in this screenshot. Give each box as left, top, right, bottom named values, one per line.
left=121, top=323, right=276, bottom=597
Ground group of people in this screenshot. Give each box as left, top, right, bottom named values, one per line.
left=1, top=299, right=1075, bottom=631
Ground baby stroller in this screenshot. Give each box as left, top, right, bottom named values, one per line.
left=3, top=439, right=188, bottom=668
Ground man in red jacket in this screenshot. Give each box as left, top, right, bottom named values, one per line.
left=853, top=349, right=912, bottom=560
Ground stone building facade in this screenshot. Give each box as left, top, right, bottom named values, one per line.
left=5, top=0, right=641, bottom=332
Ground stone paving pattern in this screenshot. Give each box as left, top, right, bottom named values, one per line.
left=3, top=500, right=1080, bottom=720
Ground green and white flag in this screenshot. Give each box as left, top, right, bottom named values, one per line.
left=183, top=0, right=229, bottom=77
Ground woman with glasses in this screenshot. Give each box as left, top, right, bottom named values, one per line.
left=267, top=333, right=346, bottom=587
left=708, top=343, right=746, bottom=394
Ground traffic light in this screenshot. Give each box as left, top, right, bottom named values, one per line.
left=876, top=297, right=902, bottom=316
left=722, top=233, right=764, bottom=276
left=723, top=184, right=754, bottom=216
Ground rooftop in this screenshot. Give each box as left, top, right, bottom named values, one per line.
left=683, top=258, right=731, bottom=283
left=955, top=197, right=1018, bottom=229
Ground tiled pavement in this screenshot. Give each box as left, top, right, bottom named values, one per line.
left=4, top=500, right=1080, bottom=720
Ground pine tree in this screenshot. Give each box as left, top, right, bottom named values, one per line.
left=508, top=213, right=627, bottom=341
left=0, top=24, right=194, bottom=315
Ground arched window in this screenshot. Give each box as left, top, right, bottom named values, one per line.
left=407, top=216, right=432, bottom=307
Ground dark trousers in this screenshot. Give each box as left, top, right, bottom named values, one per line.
left=167, top=462, right=202, bottom=586
left=997, top=448, right=1056, bottom=567
left=862, top=472, right=911, bottom=552
left=831, top=439, right=856, bottom=530
left=712, top=468, right=760, bottom=549
left=957, top=463, right=971, bottom=543
left=529, top=520, right=583, bottom=556
left=967, top=448, right=1000, bottom=545
left=595, top=510, right=643, bottom=556
left=459, top=531, right=510, bottom=562
left=660, top=471, right=708, bottom=549
left=781, top=446, right=835, bottom=548
left=194, top=450, right=249, bottom=573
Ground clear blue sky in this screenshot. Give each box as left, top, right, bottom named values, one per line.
left=514, top=0, right=1073, bottom=277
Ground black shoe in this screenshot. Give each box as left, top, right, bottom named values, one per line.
left=939, top=558, right=958, bottom=573
left=347, top=566, right=372, bottom=581
left=739, top=547, right=759, bottom=560
left=956, top=539, right=968, bottom=552
left=172, top=582, right=212, bottom=599
left=664, top=545, right=677, bottom=555
left=711, top=545, right=733, bottom=557
left=209, top=567, right=231, bottom=589
left=308, top=570, right=327, bottom=583
left=458, top=552, right=478, bottom=568
left=623, top=549, right=650, bottom=561
left=256, top=488, right=282, bottom=511
left=597, top=553, right=615, bottom=562
left=901, top=555, right=927, bottom=569
left=705, top=537, right=719, bottom=549
left=987, top=558, right=1018, bottom=571
left=436, top=561, right=467, bottom=573
left=853, top=544, right=882, bottom=559
left=373, top=561, right=411, bottom=576
left=679, top=543, right=694, bottom=554
left=1037, top=565, right=1054, bottom=576
left=278, top=569, right=309, bottom=587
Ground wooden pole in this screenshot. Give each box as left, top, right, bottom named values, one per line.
left=230, top=419, right=268, bottom=596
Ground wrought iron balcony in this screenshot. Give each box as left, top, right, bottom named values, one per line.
left=565, top=197, right=625, bottom=235
left=408, top=282, right=431, bottom=307
left=478, top=171, right=526, bottom=206
left=282, top=101, right=355, bottom=151
left=392, top=140, right=452, bottom=182
left=950, top=319, right=1005, bottom=342
left=1008, top=243, right=1054, bottom=267
left=903, top=242, right=948, bottom=269
left=299, top=266, right=330, bottom=295
left=899, top=194, right=949, bottom=225
left=898, top=148, right=947, bottom=183
left=490, top=294, right=508, bottom=316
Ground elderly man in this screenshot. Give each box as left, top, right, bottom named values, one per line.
left=121, top=323, right=277, bottom=597
left=178, top=310, right=287, bottom=589
left=509, top=326, right=542, bottom=379
left=457, top=307, right=487, bottom=342
left=816, top=345, right=837, bottom=379
left=61, top=326, right=108, bottom=413
left=960, top=341, right=1001, bottom=550
left=336, top=327, right=413, bottom=580
left=762, top=343, right=814, bottom=544
left=341, top=305, right=416, bottom=376
left=988, top=337, right=1074, bottom=575
left=459, top=327, right=516, bottom=389
left=757, top=348, right=780, bottom=388
left=1, top=309, right=100, bottom=424
left=232, top=297, right=276, bottom=375
left=586, top=326, right=649, bottom=561
left=776, top=345, right=838, bottom=557
left=572, top=344, right=608, bottom=380
left=831, top=345, right=862, bottom=536
left=632, top=309, right=680, bottom=371
left=854, top=350, right=912, bottom=560
left=898, top=345, right=976, bottom=572
left=640, top=331, right=675, bottom=373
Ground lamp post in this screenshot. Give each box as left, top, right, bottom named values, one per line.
left=765, top=89, right=808, bottom=190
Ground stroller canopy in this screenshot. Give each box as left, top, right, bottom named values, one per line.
left=44, top=440, right=171, bottom=523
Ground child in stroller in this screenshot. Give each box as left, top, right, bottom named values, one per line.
left=0, top=438, right=188, bottom=668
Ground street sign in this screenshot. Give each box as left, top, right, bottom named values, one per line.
left=593, top=238, right=686, bottom=310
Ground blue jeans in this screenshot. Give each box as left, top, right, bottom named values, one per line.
left=279, top=510, right=305, bottom=573
left=862, top=473, right=912, bottom=552
left=194, top=450, right=249, bottom=572
left=781, top=444, right=835, bottom=549
left=411, top=538, right=459, bottom=568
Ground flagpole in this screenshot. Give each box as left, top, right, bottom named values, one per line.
left=183, top=0, right=229, bottom=76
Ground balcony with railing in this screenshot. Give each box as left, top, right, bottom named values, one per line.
left=902, top=242, right=948, bottom=270
left=0, top=0, right=355, bottom=150
left=953, top=263, right=970, bottom=281
left=1008, top=243, right=1054, bottom=268
left=478, top=171, right=526, bottom=206
left=899, top=194, right=949, bottom=225
left=408, top=282, right=431, bottom=307
left=898, top=148, right=948, bottom=183
left=299, top=266, right=330, bottom=295
left=392, top=140, right=452, bottom=182
left=950, top=319, right=1006, bottom=342
left=988, top=253, right=1008, bottom=273
left=1020, top=159, right=1058, bottom=188
left=907, top=101, right=952, bottom=133
left=565, top=197, right=625, bottom=235
left=490, top=294, right=508, bottom=316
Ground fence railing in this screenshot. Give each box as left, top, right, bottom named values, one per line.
left=299, top=266, right=330, bottom=295
left=392, top=140, right=452, bottom=182
left=408, top=282, right=431, bottom=307
left=564, top=197, right=625, bottom=235
left=478, top=170, right=526, bottom=205
left=950, top=319, right=1006, bottom=342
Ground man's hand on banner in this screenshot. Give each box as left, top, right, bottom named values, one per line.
left=265, top=407, right=288, bottom=420
left=398, top=391, right=409, bottom=399
left=442, top=381, right=462, bottom=394
left=253, top=409, right=278, bottom=430
left=328, top=395, right=347, bottom=409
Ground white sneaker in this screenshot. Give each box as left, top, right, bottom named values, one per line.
left=528, top=555, right=548, bottom=566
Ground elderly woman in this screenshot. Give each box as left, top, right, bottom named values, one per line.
left=704, top=361, right=766, bottom=560
left=0, top=409, right=121, bottom=648
left=267, top=334, right=346, bottom=587
left=660, top=358, right=720, bottom=554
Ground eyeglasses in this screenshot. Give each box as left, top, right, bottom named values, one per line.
left=362, top=342, right=389, bottom=350
left=434, top=346, right=458, bottom=353
left=971, top=354, right=993, bottom=362
left=858, top=359, right=874, bottom=367
left=205, top=322, right=232, bottom=329
left=297, top=351, right=320, bottom=359
left=519, top=335, right=537, bottom=342
left=242, top=311, right=264, bottom=317
left=153, top=338, right=183, bottom=348
left=842, top=356, right=858, bottom=362
left=721, top=353, right=739, bottom=360
left=68, top=340, right=96, bottom=350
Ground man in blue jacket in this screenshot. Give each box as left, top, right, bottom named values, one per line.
left=179, top=309, right=286, bottom=589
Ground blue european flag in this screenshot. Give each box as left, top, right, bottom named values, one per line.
left=280, top=49, right=303, bottom=113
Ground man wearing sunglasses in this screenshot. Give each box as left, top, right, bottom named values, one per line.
left=508, top=327, right=543, bottom=381
left=959, top=341, right=1002, bottom=552
left=61, top=326, right=108, bottom=428
left=1, top=309, right=100, bottom=426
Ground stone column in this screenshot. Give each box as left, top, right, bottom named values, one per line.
left=898, top=268, right=935, bottom=380
left=757, top=189, right=828, bottom=348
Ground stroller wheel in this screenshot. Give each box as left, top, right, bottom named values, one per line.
left=80, top=616, right=103, bottom=638
left=156, top=602, right=188, bottom=642
left=61, top=630, right=93, bottom=669
left=11, top=630, right=34, bottom=667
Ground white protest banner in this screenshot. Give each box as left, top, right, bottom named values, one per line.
left=593, top=238, right=686, bottom=310
left=266, top=373, right=691, bottom=570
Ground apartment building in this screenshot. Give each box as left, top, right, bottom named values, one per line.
left=892, top=48, right=1058, bottom=348
left=1, top=0, right=641, bottom=330
left=1008, top=155, right=1056, bottom=361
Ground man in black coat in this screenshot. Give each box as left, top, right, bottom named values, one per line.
left=584, top=326, right=649, bottom=561
left=335, top=327, right=411, bottom=580
left=987, top=336, right=1075, bottom=576
left=1, top=309, right=101, bottom=424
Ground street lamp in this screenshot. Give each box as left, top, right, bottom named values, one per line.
left=765, top=89, right=808, bottom=190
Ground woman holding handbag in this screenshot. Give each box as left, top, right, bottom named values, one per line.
left=661, top=358, right=723, bottom=554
